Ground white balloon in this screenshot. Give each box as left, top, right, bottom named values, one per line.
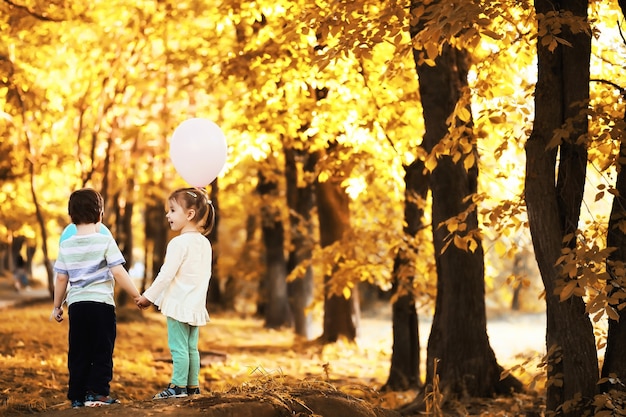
left=169, top=118, right=228, bottom=187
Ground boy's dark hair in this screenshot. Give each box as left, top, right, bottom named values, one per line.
left=68, top=188, right=104, bottom=225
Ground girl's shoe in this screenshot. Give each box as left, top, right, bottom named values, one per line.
left=187, top=386, right=200, bottom=395
left=153, top=384, right=188, bottom=399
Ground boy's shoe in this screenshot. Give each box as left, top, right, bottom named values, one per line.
left=187, top=386, right=200, bottom=395
left=153, top=384, right=188, bottom=399
left=85, top=392, right=120, bottom=407
left=71, top=400, right=84, bottom=408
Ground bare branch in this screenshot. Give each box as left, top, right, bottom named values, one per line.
left=590, top=78, right=626, bottom=98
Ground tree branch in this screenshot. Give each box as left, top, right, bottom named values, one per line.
left=590, top=78, right=626, bottom=98
left=2, top=0, right=64, bottom=22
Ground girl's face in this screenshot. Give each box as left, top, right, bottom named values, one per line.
left=166, top=198, right=192, bottom=232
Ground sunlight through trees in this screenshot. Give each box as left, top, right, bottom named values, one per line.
left=2, top=0, right=626, bottom=415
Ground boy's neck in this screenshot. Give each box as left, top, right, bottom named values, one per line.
left=75, top=223, right=99, bottom=235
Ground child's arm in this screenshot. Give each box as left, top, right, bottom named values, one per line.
left=52, top=273, right=68, bottom=322
left=110, top=264, right=141, bottom=299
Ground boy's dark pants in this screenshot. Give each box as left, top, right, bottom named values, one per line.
left=67, top=301, right=116, bottom=401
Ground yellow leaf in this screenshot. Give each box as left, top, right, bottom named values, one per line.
left=549, top=38, right=558, bottom=52
left=447, top=219, right=458, bottom=232
left=592, top=311, right=603, bottom=323
left=457, top=107, right=471, bottom=123
left=342, top=286, right=351, bottom=299
left=494, top=240, right=506, bottom=256
left=464, top=152, right=475, bottom=170
left=482, top=29, right=502, bottom=40
left=425, top=42, right=439, bottom=60
left=454, top=234, right=465, bottom=250
left=425, top=154, right=438, bottom=172
left=606, top=306, right=619, bottom=321
left=560, top=280, right=577, bottom=301
left=562, top=261, right=577, bottom=278
left=554, top=36, right=572, bottom=48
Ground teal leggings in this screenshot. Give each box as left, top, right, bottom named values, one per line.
left=167, top=317, right=200, bottom=387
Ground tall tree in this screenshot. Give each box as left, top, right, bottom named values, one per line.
left=525, top=0, right=597, bottom=414
left=601, top=1, right=626, bottom=387
left=316, top=151, right=360, bottom=342
left=384, top=159, right=429, bottom=390
left=258, top=166, right=292, bottom=329
left=207, top=181, right=222, bottom=305
left=410, top=0, right=522, bottom=401
left=144, top=189, right=169, bottom=293
left=285, top=143, right=317, bottom=339
left=603, top=132, right=626, bottom=392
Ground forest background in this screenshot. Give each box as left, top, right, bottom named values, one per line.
left=2, top=0, right=626, bottom=416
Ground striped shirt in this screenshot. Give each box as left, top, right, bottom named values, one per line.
left=54, top=232, right=126, bottom=307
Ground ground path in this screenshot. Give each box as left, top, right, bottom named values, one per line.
left=0, top=274, right=50, bottom=310
left=0, top=272, right=548, bottom=366
left=0, top=273, right=548, bottom=417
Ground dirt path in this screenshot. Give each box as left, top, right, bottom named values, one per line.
left=0, top=273, right=549, bottom=417
left=0, top=274, right=50, bottom=310
left=14, top=388, right=402, bottom=417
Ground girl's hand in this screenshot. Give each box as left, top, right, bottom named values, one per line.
left=135, top=295, right=151, bottom=309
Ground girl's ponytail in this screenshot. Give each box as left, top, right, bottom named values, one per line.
left=201, top=197, right=216, bottom=236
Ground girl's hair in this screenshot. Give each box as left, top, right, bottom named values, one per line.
left=68, top=188, right=104, bottom=225
left=169, top=187, right=215, bottom=236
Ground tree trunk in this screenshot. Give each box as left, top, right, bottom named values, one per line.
left=0, top=243, right=7, bottom=275
left=412, top=24, right=520, bottom=397
left=10, top=235, right=26, bottom=265
left=113, top=185, right=134, bottom=307
left=510, top=253, right=525, bottom=311
left=207, top=181, right=222, bottom=305
left=384, top=159, right=428, bottom=391
left=117, top=191, right=134, bottom=267
left=285, top=146, right=317, bottom=339
left=258, top=169, right=292, bottom=329
left=601, top=2, right=626, bottom=392
left=225, top=214, right=257, bottom=311
left=425, top=152, right=509, bottom=397
left=526, top=0, right=597, bottom=413
left=145, top=193, right=168, bottom=291
left=316, top=175, right=359, bottom=342
left=21, top=115, right=54, bottom=297
left=602, top=138, right=626, bottom=391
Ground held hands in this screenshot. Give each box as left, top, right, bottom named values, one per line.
left=135, top=295, right=151, bottom=310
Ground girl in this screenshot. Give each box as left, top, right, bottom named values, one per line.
left=136, top=187, right=214, bottom=399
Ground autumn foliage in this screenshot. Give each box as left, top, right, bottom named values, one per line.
left=3, top=0, right=626, bottom=415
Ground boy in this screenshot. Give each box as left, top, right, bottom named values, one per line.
left=52, top=188, right=141, bottom=408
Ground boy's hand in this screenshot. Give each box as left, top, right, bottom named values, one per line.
left=50, top=306, right=64, bottom=322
